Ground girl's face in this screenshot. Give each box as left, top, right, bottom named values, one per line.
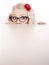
left=9, top=9, right=29, bottom=24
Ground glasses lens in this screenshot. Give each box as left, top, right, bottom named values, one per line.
left=20, top=16, right=28, bottom=22
left=12, top=16, right=18, bottom=22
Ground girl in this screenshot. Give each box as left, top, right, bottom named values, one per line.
left=8, top=3, right=46, bottom=24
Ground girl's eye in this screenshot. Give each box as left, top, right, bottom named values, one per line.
left=12, top=16, right=17, bottom=19
left=12, top=16, right=18, bottom=22
left=20, top=16, right=29, bottom=22
left=20, top=16, right=26, bottom=20
left=20, top=17, right=26, bottom=22
left=21, top=16, right=26, bottom=19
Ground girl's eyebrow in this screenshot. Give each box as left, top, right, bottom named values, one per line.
left=12, top=14, right=17, bottom=16
left=20, top=14, right=28, bottom=16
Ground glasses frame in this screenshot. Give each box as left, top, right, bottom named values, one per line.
left=9, top=16, right=29, bottom=23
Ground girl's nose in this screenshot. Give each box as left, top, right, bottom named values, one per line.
left=16, top=20, right=20, bottom=24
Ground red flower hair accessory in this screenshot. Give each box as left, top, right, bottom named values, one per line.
left=24, top=4, right=31, bottom=11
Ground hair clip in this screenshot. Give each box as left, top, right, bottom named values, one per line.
left=24, top=4, right=31, bottom=11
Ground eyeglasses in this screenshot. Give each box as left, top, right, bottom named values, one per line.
left=9, top=16, right=29, bottom=23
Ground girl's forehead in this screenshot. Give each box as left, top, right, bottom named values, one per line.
left=12, top=9, right=28, bottom=17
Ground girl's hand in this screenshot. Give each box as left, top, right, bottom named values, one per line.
left=37, top=22, right=46, bottom=25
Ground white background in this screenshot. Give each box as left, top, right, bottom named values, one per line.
left=0, top=0, right=49, bottom=23
left=0, top=0, right=49, bottom=65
